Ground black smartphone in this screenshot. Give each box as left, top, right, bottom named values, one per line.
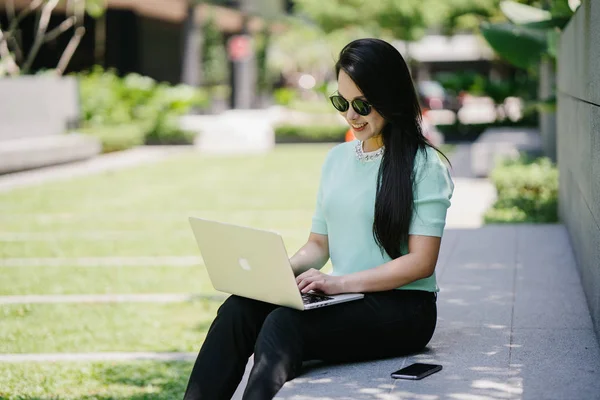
left=390, top=363, right=442, bottom=380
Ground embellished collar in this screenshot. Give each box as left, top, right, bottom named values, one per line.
left=355, top=141, right=384, bottom=163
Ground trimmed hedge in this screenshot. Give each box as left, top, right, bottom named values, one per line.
left=484, top=157, right=559, bottom=224
left=275, top=125, right=347, bottom=143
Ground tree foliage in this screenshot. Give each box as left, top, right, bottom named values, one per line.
left=294, top=0, right=443, bottom=41
left=293, top=0, right=563, bottom=39
left=201, top=12, right=228, bottom=86
left=0, top=0, right=106, bottom=77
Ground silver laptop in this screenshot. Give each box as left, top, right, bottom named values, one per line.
left=188, top=217, right=364, bottom=310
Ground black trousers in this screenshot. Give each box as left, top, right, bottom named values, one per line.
left=183, top=289, right=437, bottom=400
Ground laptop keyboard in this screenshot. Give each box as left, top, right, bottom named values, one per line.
left=302, top=292, right=334, bottom=304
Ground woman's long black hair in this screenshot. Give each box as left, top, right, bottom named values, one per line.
left=335, top=38, right=449, bottom=260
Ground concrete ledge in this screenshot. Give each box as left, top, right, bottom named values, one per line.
left=180, top=107, right=346, bottom=155
left=470, top=127, right=542, bottom=177
left=0, top=134, right=101, bottom=174
left=182, top=110, right=276, bottom=155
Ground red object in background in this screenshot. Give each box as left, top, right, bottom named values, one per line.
left=345, top=129, right=355, bottom=142
left=228, top=35, right=251, bottom=62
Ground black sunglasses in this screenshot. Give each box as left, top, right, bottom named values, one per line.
left=329, top=94, right=372, bottom=116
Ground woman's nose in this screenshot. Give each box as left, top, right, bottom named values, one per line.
left=346, top=106, right=359, bottom=121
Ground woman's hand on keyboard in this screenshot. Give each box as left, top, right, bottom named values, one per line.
left=296, top=268, right=345, bottom=295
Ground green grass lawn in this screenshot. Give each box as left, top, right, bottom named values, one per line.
left=0, top=144, right=332, bottom=398
left=0, top=301, right=220, bottom=353
left=0, top=228, right=310, bottom=258
left=0, top=361, right=193, bottom=399
left=0, top=265, right=214, bottom=295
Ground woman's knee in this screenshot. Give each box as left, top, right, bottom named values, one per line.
left=261, top=307, right=302, bottom=332
left=214, top=296, right=276, bottom=331
left=218, top=295, right=251, bottom=316
left=213, top=296, right=261, bottom=327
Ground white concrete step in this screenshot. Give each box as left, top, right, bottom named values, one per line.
left=0, top=133, right=101, bottom=174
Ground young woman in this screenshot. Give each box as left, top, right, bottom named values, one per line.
left=183, top=38, right=454, bottom=400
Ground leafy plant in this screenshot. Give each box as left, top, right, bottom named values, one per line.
left=480, top=0, right=580, bottom=69
left=144, top=115, right=196, bottom=146
left=77, top=66, right=209, bottom=147
left=485, top=156, right=559, bottom=223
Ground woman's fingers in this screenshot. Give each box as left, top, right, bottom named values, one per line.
left=297, top=276, right=318, bottom=291
left=296, top=269, right=341, bottom=294
left=296, top=268, right=319, bottom=285
left=301, top=281, right=319, bottom=293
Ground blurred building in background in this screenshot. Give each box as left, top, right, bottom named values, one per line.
left=0, top=0, right=289, bottom=107
left=396, top=34, right=498, bottom=81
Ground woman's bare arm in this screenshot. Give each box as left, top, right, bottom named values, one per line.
left=289, top=233, right=329, bottom=276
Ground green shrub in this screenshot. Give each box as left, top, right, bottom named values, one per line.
left=79, top=124, right=145, bottom=154
left=144, top=116, right=196, bottom=146
left=275, top=125, right=347, bottom=143
left=77, top=66, right=209, bottom=148
left=484, top=157, right=559, bottom=223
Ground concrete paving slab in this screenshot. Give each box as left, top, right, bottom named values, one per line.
left=443, top=226, right=517, bottom=266
left=510, top=328, right=600, bottom=400
left=437, top=284, right=513, bottom=328
left=417, top=326, right=511, bottom=378
left=439, top=248, right=515, bottom=295
left=389, top=376, right=523, bottom=400
left=439, top=226, right=517, bottom=287
left=513, top=282, right=593, bottom=330
left=513, top=225, right=594, bottom=329
left=434, top=230, right=460, bottom=278
left=440, top=259, right=515, bottom=290
left=515, top=225, right=581, bottom=285
left=276, top=359, right=399, bottom=400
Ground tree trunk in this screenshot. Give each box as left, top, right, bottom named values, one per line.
left=181, top=3, right=202, bottom=87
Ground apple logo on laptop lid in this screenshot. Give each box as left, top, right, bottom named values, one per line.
left=238, top=258, right=252, bottom=271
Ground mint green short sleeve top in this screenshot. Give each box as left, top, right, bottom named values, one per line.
left=311, top=141, right=454, bottom=292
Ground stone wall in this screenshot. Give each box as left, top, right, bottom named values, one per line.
left=557, top=0, right=600, bottom=341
